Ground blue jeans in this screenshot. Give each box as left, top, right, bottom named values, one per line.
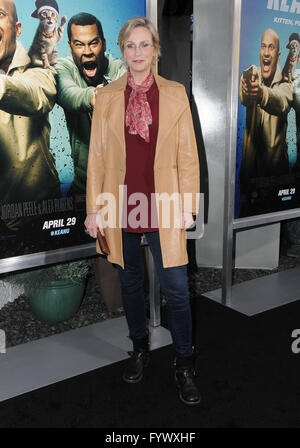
left=117, top=231, right=193, bottom=357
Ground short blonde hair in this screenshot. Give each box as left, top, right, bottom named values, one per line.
left=118, top=16, right=161, bottom=57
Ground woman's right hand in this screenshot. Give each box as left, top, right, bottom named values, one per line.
left=84, top=213, right=104, bottom=238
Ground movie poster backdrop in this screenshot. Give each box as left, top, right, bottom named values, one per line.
left=235, top=0, right=300, bottom=218
left=0, top=0, right=146, bottom=260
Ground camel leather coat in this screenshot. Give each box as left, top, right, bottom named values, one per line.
left=86, top=72, right=200, bottom=268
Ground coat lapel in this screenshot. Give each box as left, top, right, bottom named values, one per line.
left=105, top=73, right=188, bottom=167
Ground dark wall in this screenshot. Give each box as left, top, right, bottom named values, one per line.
left=158, top=0, right=192, bottom=98
left=158, top=0, right=209, bottom=225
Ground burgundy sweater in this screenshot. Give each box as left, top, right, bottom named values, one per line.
left=123, top=81, right=159, bottom=233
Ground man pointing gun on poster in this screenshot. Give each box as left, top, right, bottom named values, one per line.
left=0, top=0, right=60, bottom=251
left=239, top=28, right=293, bottom=217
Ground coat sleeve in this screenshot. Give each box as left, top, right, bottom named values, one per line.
left=260, top=81, right=293, bottom=116
left=0, top=67, right=56, bottom=116
left=86, top=89, right=106, bottom=214
left=55, top=60, right=94, bottom=113
left=177, top=89, right=200, bottom=214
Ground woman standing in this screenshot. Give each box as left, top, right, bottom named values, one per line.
left=85, top=17, right=200, bottom=406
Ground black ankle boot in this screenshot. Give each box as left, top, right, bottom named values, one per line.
left=174, top=353, right=201, bottom=406
left=123, top=334, right=150, bottom=384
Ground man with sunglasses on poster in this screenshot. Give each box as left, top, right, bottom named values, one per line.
left=55, top=13, right=126, bottom=312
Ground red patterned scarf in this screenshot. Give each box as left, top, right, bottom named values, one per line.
left=125, top=70, right=154, bottom=143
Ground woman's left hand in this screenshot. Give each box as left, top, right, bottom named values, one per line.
left=182, top=212, right=195, bottom=230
